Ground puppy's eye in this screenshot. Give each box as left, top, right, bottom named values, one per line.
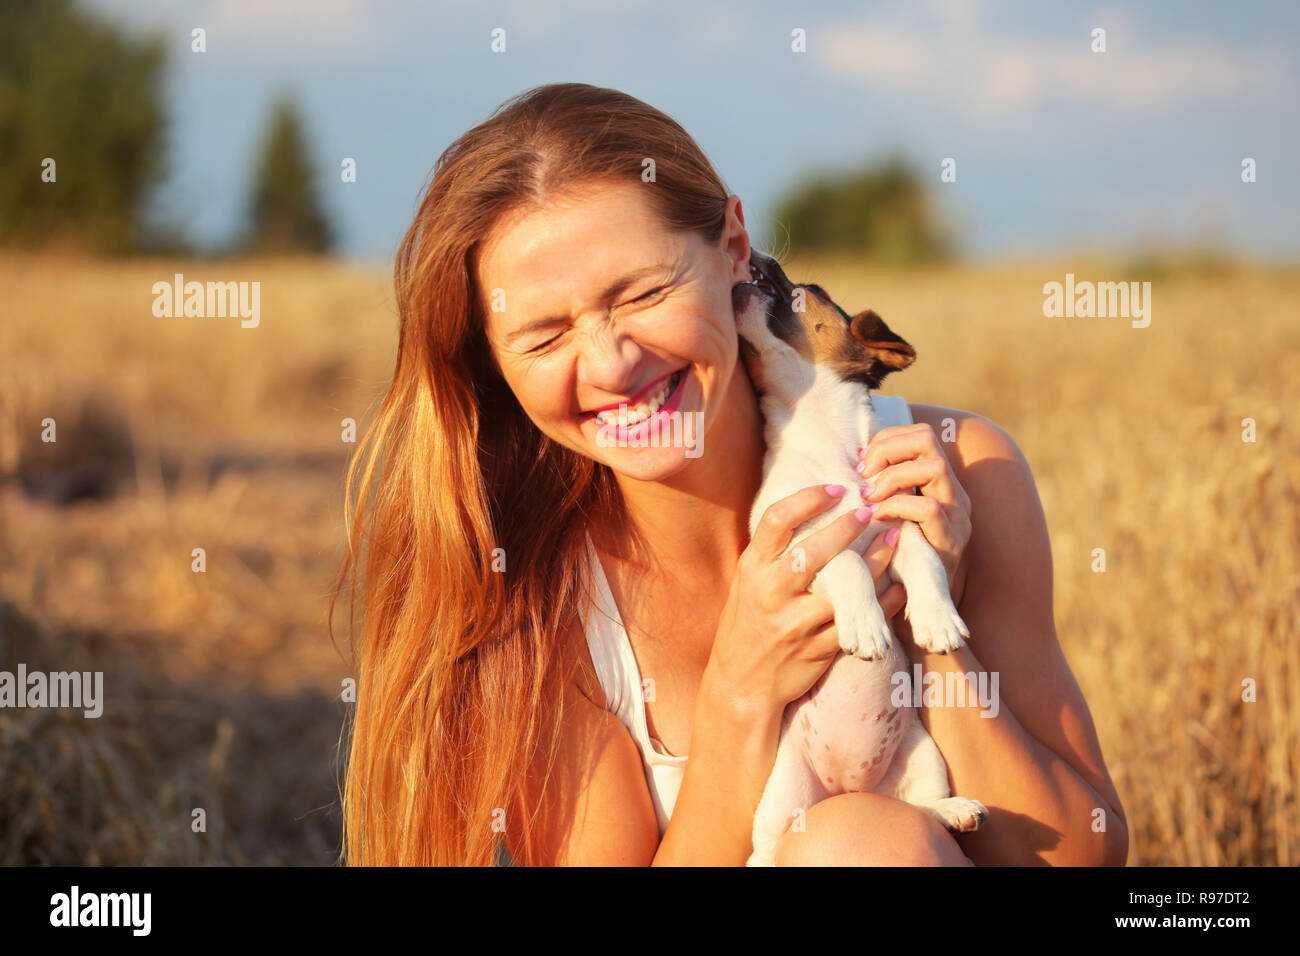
left=814, top=323, right=826, bottom=332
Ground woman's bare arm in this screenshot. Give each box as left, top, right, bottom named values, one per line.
left=513, top=690, right=661, bottom=866
left=515, top=677, right=782, bottom=866
left=903, top=409, right=1129, bottom=866
left=651, top=681, right=782, bottom=865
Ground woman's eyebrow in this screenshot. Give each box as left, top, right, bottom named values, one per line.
left=503, top=263, right=670, bottom=345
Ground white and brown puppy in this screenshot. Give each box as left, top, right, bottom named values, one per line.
left=733, top=249, right=987, bottom=867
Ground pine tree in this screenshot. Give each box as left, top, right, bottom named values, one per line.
left=0, top=0, right=167, bottom=253
left=245, top=95, right=333, bottom=254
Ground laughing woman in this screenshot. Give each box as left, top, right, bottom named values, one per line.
left=331, top=83, right=1127, bottom=866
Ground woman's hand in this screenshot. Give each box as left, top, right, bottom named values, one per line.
left=704, top=484, right=906, bottom=721
left=855, top=423, right=973, bottom=607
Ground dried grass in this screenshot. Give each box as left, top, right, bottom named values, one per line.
left=1, top=252, right=1295, bottom=864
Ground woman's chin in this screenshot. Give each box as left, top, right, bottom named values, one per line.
left=597, top=445, right=693, bottom=482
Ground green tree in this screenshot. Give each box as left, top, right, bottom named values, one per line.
left=244, top=95, right=334, bottom=254
left=0, top=0, right=167, bottom=253
left=769, top=156, right=956, bottom=266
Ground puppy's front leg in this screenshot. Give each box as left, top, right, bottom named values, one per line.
left=811, top=549, right=893, bottom=661
left=887, top=522, right=969, bottom=654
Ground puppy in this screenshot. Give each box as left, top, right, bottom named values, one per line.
left=733, top=249, right=987, bottom=867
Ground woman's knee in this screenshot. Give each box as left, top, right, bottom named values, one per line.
left=774, top=792, right=969, bottom=866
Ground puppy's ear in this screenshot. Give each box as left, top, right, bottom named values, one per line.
left=849, top=309, right=916, bottom=373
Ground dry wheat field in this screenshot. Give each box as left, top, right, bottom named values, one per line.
left=0, top=252, right=1296, bottom=865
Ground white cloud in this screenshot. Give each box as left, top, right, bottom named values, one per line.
left=817, top=0, right=1296, bottom=120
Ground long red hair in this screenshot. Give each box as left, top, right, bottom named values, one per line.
left=329, top=83, right=733, bottom=865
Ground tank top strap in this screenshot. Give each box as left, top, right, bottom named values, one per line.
left=870, top=393, right=914, bottom=431
left=581, top=533, right=635, bottom=717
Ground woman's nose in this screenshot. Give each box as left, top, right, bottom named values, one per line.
left=575, top=320, right=644, bottom=392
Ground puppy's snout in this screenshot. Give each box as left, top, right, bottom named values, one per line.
left=747, top=251, right=788, bottom=300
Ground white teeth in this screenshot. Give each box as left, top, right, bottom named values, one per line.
left=595, top=370, right=682, bottom=427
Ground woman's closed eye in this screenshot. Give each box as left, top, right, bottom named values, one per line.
left=630, top=285, right=667, bottom=304
left=527, top=332, right=566, bottom=354
left=525, top=287, right=669, bottom=353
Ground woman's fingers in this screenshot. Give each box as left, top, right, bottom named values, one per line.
left=806, top=618, right=843, bottom=663
left=857, top=423, right=939, bottom=477
left=786, top=506, right=877, bottom=591
left=855, top=423, right=974, bottom=601
left=879, top=580, right=906, bottom=620
left=860, top=458, right=948, bottom=504
left=749, top=484, right=848, bottom=562
left=858, top=425, right=970, bottom=514
left=866, top=495, right=957, bottom=554
left=860, top=526, right=900, bottom=585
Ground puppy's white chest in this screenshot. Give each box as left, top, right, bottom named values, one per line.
left=751, top=371, right=886, bottom=535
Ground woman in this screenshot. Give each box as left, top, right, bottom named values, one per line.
left=333, top=82, right=1128, bottom=866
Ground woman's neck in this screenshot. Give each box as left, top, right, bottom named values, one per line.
left=599, top=361, right=765, bottom=584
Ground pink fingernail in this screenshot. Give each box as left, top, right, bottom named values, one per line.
left=862, top=480, right=875, bottom=495
left=826, top=484, right=847, bottom=497
left=885, top=527, right=900, bottom=546
left=855, top=506, right=873, bottom=523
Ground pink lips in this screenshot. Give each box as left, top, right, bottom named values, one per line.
left=585, top=367, right=680, bottom=416
left=592, top=368, right=689, bottom=444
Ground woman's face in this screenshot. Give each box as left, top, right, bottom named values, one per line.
left=478, top=181, right=753, bottom=483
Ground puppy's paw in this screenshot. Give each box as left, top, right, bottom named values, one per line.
left=922, top=797, right=989, bottom=833
left=905, top=597, right=970, bottom=655
left=836, top=600, right=893, bottom=661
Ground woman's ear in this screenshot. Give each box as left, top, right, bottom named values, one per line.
left=721, top=194, right=753, bottom=286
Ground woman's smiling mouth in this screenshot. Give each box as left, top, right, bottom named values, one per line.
left=584, top=366, right=688, bottom=430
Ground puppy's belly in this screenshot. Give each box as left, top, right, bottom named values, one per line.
left=789, top=638, right=909, bottom=794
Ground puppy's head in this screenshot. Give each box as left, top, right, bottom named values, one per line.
left=733, top=250, right=916, bottom=394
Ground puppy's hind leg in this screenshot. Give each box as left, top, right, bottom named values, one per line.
left=748, top=726, right=826, bottom=867
left=877, top=712, right=988, bottom=835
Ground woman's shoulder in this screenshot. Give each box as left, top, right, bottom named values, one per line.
left=559, top=615, right=609, bottom=711
left=904, top=403, right=1026, bottom=477
left=512, top=619, right=657, bottom=865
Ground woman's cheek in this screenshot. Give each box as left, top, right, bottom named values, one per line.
left=498, top=359, right=548, bottom=422
left=523, top=360, right=574, bottom=425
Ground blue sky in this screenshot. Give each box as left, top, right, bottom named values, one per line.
left=83, top=0, right=1300, bottom=262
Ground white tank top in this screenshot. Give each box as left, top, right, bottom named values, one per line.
left=582, top=534, right=688, bottom=836
left=582, top=393, right=915, bottom=838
